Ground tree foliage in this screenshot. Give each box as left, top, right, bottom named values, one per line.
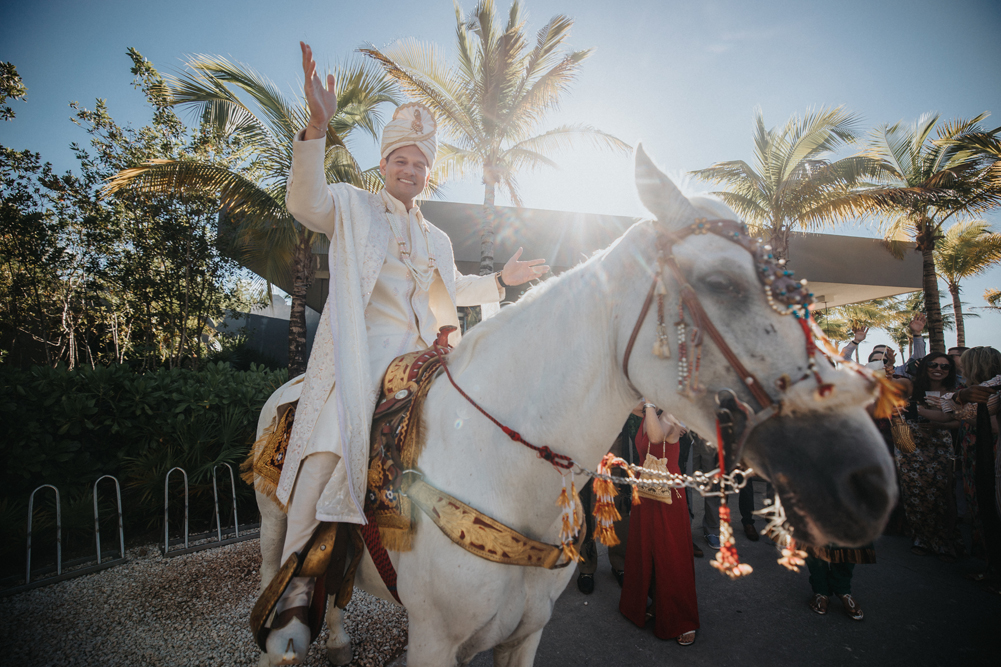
left=934, top=219, right=1001, bottom=347
left=846, top=113, right=1001, bottom=352
left=362, top=0, right=630, bottom=275
left=692, top=106, right=881, bottom=262
left=0, top=53, right=262, bottom=370
left=104, top=51, right=396, bottom=375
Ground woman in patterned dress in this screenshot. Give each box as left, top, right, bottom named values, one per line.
left=898, top=353, right=961, bottom=559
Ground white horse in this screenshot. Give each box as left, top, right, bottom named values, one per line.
left=255, top=147, right=897, bottom=666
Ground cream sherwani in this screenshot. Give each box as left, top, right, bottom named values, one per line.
left=278, top=133, right=502, bottom=530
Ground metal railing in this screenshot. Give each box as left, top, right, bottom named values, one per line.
left=5, top=466, right=260, bottom=595
left=94, top=475, right=126, bottom=565
left=25, top=485, right=61, bottom=585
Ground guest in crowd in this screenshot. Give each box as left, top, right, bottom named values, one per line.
left=898, top=353, right=962, bottom=560
left=576, top=403, right=641, bottom=593
left=620, top=404, right=698, bottom=645
left=841, top=314, right=926, bottom=377
left=805, top=541, right=873, bottom=621
left=677, top=431, right=704, bottom=558
left=942, top=347, right=1001, bottom=590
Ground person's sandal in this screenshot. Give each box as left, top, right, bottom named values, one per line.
left=837, top=593, right=864, bottom=621
left=676, top=630, right=696, bottom=646
left=809, top=593, right=829, bottom=615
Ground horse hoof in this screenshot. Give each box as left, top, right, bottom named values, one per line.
left=265, top=615, right=310, bottom=665
left=326, top=644, right=353, bottom=665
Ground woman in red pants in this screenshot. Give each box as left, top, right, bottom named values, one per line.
left=619, top=403, right=699, bottom=645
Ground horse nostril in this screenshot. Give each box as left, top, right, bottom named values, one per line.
left=844, top=466, right=892, bottom=522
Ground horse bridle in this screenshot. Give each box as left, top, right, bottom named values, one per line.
left=622, top=217, right=821, bottom=472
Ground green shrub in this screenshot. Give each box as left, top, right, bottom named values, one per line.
left=0, top=362, right=287, bottom=576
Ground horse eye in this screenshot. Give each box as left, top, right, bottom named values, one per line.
left=702, top=274, right=739, bottom=296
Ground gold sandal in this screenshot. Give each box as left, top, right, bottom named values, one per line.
left=676, top=631, right=696, bottom=646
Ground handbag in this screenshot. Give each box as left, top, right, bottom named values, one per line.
left=890, top=412, right=916, bottom=453
left=636, top=450, right=681, bottom=503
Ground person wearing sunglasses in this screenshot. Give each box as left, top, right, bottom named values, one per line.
left=897, top=353, right=962, bottom=561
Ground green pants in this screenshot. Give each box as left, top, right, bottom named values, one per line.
left=806, top=555, right=854, bottom=596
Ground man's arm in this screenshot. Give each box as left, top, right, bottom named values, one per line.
left=285, top=42, right=340, bottom=236
left=840, top=326, right=867, bottom=361
left=286, top=134, right=335, bottom=236
left=453, top=246, right=550, bottom=306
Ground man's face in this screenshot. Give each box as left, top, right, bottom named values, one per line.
left=380, top=145, right=430, bottom=205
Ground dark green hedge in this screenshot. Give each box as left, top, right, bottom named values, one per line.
left=0, top=362, right=287, bottom=575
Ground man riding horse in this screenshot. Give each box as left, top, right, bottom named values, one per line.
left=258, top=42, right=549, bottom=665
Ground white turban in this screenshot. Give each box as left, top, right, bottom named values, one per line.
left=380, top=102, right=438, bottom=167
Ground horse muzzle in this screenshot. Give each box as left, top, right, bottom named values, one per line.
left=742, top=409, right=897, bottom=547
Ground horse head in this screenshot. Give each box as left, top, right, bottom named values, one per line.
left=623, top=145, right=897, bottom=548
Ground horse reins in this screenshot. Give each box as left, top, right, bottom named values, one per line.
left=435, top=217, right=821, bottom=476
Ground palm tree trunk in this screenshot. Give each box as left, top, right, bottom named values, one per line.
left=288, top=229, right=315, bottom=377
left=479, top=175, right=497, bottom=276
left=949, top=283, right=965, bottom=348
left=921, top=245, right=946, bottom=353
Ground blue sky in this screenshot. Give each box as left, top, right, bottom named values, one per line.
left=2, top=0, right=1000, bottom=354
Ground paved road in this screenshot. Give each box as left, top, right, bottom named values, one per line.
left=465, top=482, right=1000, bottom=667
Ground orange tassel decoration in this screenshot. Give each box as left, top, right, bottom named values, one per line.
left=777, top=537, right=808, bottom=572
left=557, top=475, right=581, bottom=562
left=593, top=453, right=637, bottom=547
left=872, top=374, right=906, bottom=419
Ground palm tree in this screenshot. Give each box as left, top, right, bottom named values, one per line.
left=984, top=288, right=1001, bottom=311
left=815, top=297, right=901, bottom=360
left=934, top=220, right=1001, bottom=347
left=361, top=0, right=630, bottom=275
left=691, top=106, right=879, bottom=263
left=105, top=53, right=396, bottom=375
left=844, top=113, right=1001, bottom=353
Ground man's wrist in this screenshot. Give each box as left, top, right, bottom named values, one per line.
left=496, top=272, right=509, bottom=289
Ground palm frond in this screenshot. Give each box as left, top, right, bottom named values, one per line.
left=103, top=159, right=286, bottom=222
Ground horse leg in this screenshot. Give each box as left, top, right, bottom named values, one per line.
left=324, top=605, right=352, bottom=665
left=256, top=488, right=288, bottom=667
left=491, top=629, right=545, bottom=667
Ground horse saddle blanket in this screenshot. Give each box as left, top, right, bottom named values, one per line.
left=365, top=345, right=446, bottom=551
left=242, top=343, right=446, bottom=551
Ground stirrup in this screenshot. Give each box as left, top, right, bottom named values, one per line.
left=250, top=522, right=339, bottom=651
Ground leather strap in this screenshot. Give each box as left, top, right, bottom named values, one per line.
left=622, top=276, right=658, bottom=389
left=621, top=221, right=776, bottom=412
left=663, top=255, right=774, bottom=409
left=407, top=478, right=583, bottom=569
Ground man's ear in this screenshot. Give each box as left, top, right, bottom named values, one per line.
left=379, top=158, right=387, bottom=176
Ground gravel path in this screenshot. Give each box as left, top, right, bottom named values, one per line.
left=0, top=539, right=407, bottom=666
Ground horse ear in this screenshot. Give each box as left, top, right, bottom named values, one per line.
left=635, top=144, right=700, bottom=229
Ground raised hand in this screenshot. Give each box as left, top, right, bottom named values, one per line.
left=301, top=41, right=337, bottom=137
left=851, top=326, right=868, bottom=343
left=909, top=312, right=926, bottom=334
left=500, top=247, right=550, bottom=287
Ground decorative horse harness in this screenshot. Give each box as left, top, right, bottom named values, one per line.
left=431, top=216, right=900, bottom=578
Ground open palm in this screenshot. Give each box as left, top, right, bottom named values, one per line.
left=301, top=41, right=338, bottom=124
